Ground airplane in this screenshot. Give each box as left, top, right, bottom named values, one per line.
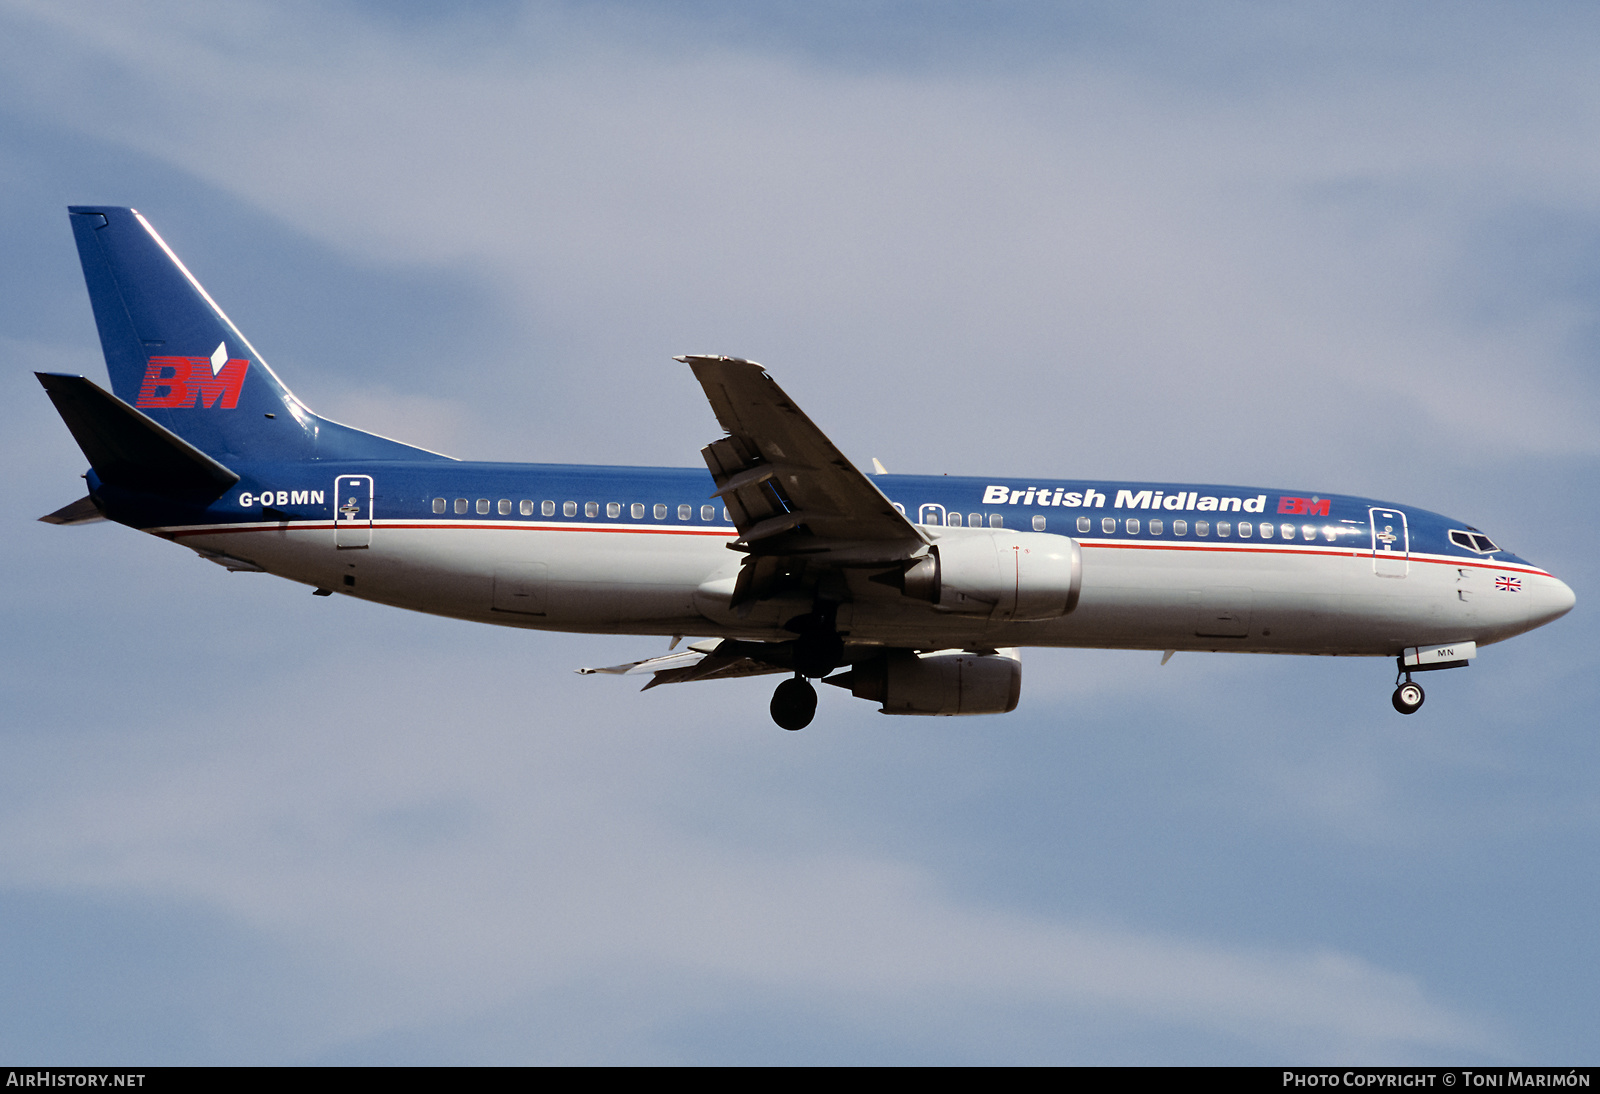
left=38, top=206, right=1576, bottom=730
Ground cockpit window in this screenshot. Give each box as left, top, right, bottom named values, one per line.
left=1449, top=529, right=1500, bottom=554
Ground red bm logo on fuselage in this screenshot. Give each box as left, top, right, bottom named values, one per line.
left=135, top=355, right=250, bottom=409
left=1277, top=495, right=1331, bottom=516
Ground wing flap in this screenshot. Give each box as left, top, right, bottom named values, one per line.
left=681, top=355, right=925, bottom=552
left=578, top=640, right=790, bottom=691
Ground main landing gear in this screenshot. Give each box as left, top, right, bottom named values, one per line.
left=769, top=611, right=843, bottom=730
left=771, top=676, right=818, bottom=731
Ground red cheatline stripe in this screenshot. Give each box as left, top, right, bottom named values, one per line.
left=164, top=520, right=738, bottom=539
left=154, top=522, right=1553, bottom=576
left=1077, top=540, right=1549, bottom=575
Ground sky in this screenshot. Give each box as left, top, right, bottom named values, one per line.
left=1, top=0, right=1597, bottom=1065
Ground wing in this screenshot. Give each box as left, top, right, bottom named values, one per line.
left=679, top=355, right=928, bottom=610
left=578, top=640, right=790, bottom=690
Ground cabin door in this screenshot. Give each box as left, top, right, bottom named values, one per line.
left=1369, top=507, right=1409, bottom=577
left=334, top=475, right=374, bottom=548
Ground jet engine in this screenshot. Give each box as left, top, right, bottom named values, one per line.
left=897, top=531, right=1081, bottom=621
left=827, top=648, right=1022, bottom=716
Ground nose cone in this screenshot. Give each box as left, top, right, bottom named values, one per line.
left=1530, top=575, right=1577, bottom=628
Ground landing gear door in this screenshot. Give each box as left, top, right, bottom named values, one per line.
left=1369, top=507, right=1408, bottom=577
left=335, top=475, right=374, bottom=549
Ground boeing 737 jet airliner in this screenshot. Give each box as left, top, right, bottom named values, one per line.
left=38, top=207, right=1576, bottom=729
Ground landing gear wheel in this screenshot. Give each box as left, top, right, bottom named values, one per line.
left=771, top=677, right=818, bottom=731
left=1392, top=681, right=1425, bottom=715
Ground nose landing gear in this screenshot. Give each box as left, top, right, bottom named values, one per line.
left=1390, top=643, right=1474, bottom=714
left=1391, top=663, right=1426, bottom=715
left=1392, top=679, right=1425, bottom=714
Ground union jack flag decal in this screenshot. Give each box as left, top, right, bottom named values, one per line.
left=1495, top=575, right=1522, bottom=592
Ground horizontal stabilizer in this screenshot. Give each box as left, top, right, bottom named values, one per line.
left=38, top=494, right=106, bottom=525
left=36, top=372, right=240, bottom=499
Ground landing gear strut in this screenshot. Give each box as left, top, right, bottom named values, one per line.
left=771, top=676, right=818, bottom=731
left=770, top=605, right=842, bottom=729
left=1391, top=673, right=1425, bottom=715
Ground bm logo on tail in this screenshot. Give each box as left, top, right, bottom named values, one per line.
left=135, top=341, right=250, bottom=409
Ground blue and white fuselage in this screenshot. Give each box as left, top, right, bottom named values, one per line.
left=113, top=463, right=1568, bottom=656
left=40, top=207, right=1575, bottom=727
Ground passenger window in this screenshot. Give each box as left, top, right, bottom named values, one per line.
left=1126, top=518, right=1140, bottom=534
left=1322, top=526, right=1338, bottom=542
left=1149, top=518, right=1163, bottom=536
left=968, top=513, right=982, bottom=528
left=542, top=500, right=555, bottom=516
left=1301, top=524, right=1315, bottom=541
left=585, top=502, right=599, bottom=517
left=1195, top=520, right=1209, bottom=536
left=1259, top=522, right=1273, bottom=539
left=988, top=514, right=1003, bottom=528
left=498, top=499, right=511, bottom=515
left=1217, top=521, right=1231, bottom=537
left=1077, top=516, right=1091, bottom=533
left=701, top=505, right=715, bottom=521
left=1032, top=515, right=1046, bottom=531
left=520, top=500, right=533, bottom=516
left=563, top=501, right=577, bottom=517
left=678, top=503, right=692, bottom=521
left=1280, top=523, right=1294, bottom=539
left=948, top=512, right=963, bottom=527
left=1173, top=519, right=1187, bottom=535
left=1238, top=521, right=1252, bottom=537
left=607, top=502, right=621, bottom=518
left=654, top=503, right=667, bottom=520
left=1102, top=517, right=1116, bottom=533
left=455, top=498, right=468, bottom=514
left=432, top=498, right=446, bottom=514
left=476, top=498, right=490, bottom=514
left=631, top=503, right=644, bottom=519
left=723, top=507, right=730, bottom=523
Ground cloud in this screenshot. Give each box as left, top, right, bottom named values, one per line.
left=0, top=633, right=1485, bottom=1060
left=5, top=0, right=1595, bottom=1064
left=5, top=0, right=1600, bottom=482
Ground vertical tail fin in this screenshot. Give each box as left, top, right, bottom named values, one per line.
left=68, top=206, right=446, bottom=463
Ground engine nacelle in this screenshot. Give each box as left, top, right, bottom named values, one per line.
left=901, top=531, right=1081, bottom=621
left=828, top=648, right=1022, bottom=716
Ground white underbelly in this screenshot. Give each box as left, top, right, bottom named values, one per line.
left=166, top=523, right=1517, bottom=654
